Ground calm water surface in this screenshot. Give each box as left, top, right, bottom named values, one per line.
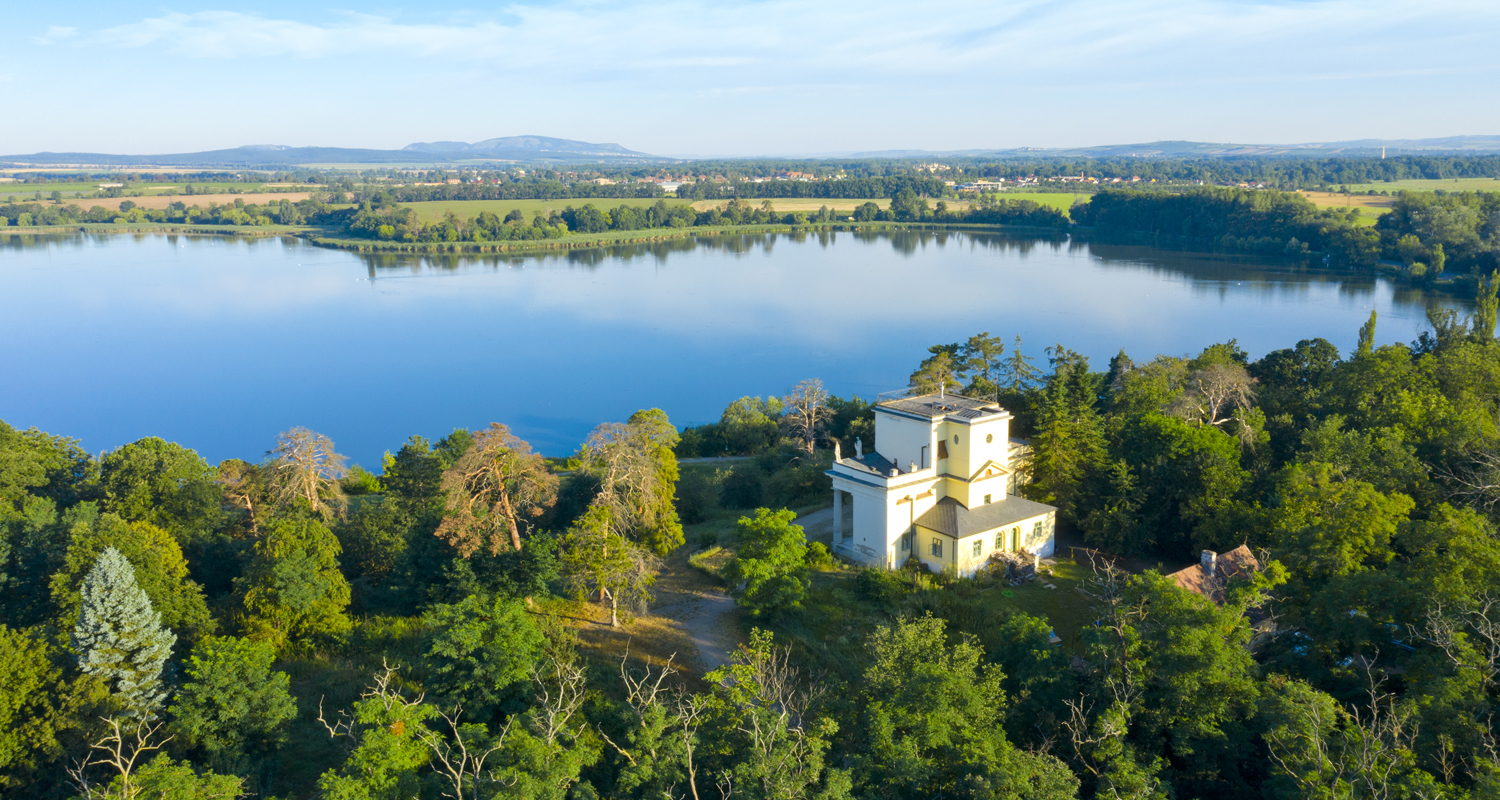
left=0, top=230, right=1460, bottom=466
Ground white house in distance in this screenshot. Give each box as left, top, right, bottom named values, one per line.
left=827, top=390, right=1057, bottom=576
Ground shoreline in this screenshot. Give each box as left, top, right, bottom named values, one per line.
left=0, top=222, right=1470, bottom=297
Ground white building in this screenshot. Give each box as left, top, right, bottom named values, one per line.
left=827, top=391, right=1056, bottom=576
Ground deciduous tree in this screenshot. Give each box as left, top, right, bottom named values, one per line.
left=436, top=423, right=557, bottom=556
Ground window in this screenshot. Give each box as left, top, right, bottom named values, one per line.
left=995, top=531, right=1004, bottom=551
left=901, top=533, right=910, bottom=551
left=931, top=538, right=943, bottom=558
left=1033, top=521, right=1044, bottom=538
left=986, top=433, right=994, bottom=443
left=920, top=445, right=929, bottom=469
left=983, top=493, right=992, bottom=505
left=953, top=434, right=960, bottom=444
left=937, top=440, right=948, bottom=459
left=972, top=539, right=983, bottom=558
left=1011, top=527, right=1021, bottom=548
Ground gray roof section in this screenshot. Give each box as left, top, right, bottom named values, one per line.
left=878, top=392, right=1009, bottom=421
left=835, top=451, right=899, bottom=478
left=915, top=496, right=1057, bottom=538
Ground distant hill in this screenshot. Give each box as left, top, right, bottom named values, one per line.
left=845, top=136, right=1500, bottom=159
left=402, top=136, right=643, bottom=157
left=5, top=135, right=1499, bottom=168
left=0, top=136, right=655, bottom=167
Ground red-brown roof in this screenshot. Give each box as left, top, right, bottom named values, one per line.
left=1167, top=544, right=1260, bottom=604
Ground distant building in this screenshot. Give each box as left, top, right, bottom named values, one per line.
left=828, top=391, right=1056, bottom=575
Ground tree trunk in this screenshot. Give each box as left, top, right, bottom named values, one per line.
left=499, top=493, right=524, bottom=552
left=610, top=591, right=620, bottom=628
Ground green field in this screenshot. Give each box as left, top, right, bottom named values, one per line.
left=1340, top=177, right=1500, bottom=193
left=995, top=192, right=1091, bottom=216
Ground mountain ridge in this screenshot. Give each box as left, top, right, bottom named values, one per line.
left=4, top=135, right=1500, bottom=167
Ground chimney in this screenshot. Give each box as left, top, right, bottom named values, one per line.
left=1201, top=550, right=1217, bottom=576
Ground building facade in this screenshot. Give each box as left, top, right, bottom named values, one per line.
left=827, top=391, right=1057, bottom=576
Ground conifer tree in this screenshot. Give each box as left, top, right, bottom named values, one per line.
left=1356, top=309, right=1377, bottom=357
left=71, top=547, right=175, bottom=717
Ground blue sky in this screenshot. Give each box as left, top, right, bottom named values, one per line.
left=4, top=0, right=1498, bottom=156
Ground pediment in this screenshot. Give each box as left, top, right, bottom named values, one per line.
left=969, top=459, right=1012, bottom=482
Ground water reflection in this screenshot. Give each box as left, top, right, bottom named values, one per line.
left=0, top=230, right=1463, bottom=465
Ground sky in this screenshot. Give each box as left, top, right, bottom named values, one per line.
left=4, top=0, right=1499, bottom=157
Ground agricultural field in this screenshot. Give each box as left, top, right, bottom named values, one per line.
left=373, top=197, right=692, bottom=222
left=1297, top=191, right=1392, bottom=225
left=1339, top=177, right=1500, bottom=193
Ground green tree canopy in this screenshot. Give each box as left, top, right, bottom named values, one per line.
left=423, top=594, right=545, bottom=714
left=50, top=513, right=214, bottom=639
left=726, top=508, right=810, bottom=617
left=235, top=513, right=352, bottom=648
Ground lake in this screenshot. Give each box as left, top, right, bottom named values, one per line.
left=0, top=230, right=1460, bottom=467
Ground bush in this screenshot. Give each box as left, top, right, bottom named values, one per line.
left=805, top=541, right=835, bottom=570
left=855, top=568, right=908, bottom=603
left=720, top=467, right=765, bottom=509
left=676, top=469, right=718, bottom=524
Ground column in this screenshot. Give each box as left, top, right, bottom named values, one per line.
left=833, top=490, right=844, bottom=541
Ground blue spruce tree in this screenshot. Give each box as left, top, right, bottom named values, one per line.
left=72, top=546, right=176, bottom=717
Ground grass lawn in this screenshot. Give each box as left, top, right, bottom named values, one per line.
left=970, top=557, right=1095, bottom=654
left=994, top=192, right=1092, bottom=216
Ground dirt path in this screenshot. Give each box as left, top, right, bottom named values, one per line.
left=565, top=544, right=742, bottom=684
left=664, top=587, right=737, bottom=675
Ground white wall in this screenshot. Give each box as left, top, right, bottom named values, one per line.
left=874, top=411, right=933, bottom=473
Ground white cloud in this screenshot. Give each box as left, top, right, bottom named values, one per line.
left=67, top=0, right=1499, bottom=82
left=32, top=24, right=76, bottom=45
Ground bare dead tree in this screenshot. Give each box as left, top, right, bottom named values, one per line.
left=266, top=427, right=349, bottom=520
left=712, top=632, right=830, bottom=800
left=598, top=652, right=680, bottom=769
left=580, top=411, right=678, bottom=540
left=1265, top=664, right=1419, bottom=800
left=436, top=423, right=558, bottom=556
left=1168, top=363, right=1258, bottom=446
left=675, top=690, right=716, bottom=800
left=1419, top=594, right=1500, bottom=689
left=318, top=660, right=426, bottom=755
left=781, top=379, right=831, bottom=454
left=1436, top=444, right=1500, bottom=513
left=1079, top=551, right=1147, bottom=709
left=531, top=646, right=590, bottom=750
left=67, top=717, right=175, bottom=800
left=413, top=708, right=516, bottom=800
left=1059, top=698, right=1158, bottom=800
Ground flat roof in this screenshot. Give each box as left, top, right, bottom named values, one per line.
left=877, top=391, right=1010, bottom=422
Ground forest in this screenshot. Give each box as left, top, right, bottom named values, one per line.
left=12, top=289, right=1500, bottom=799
